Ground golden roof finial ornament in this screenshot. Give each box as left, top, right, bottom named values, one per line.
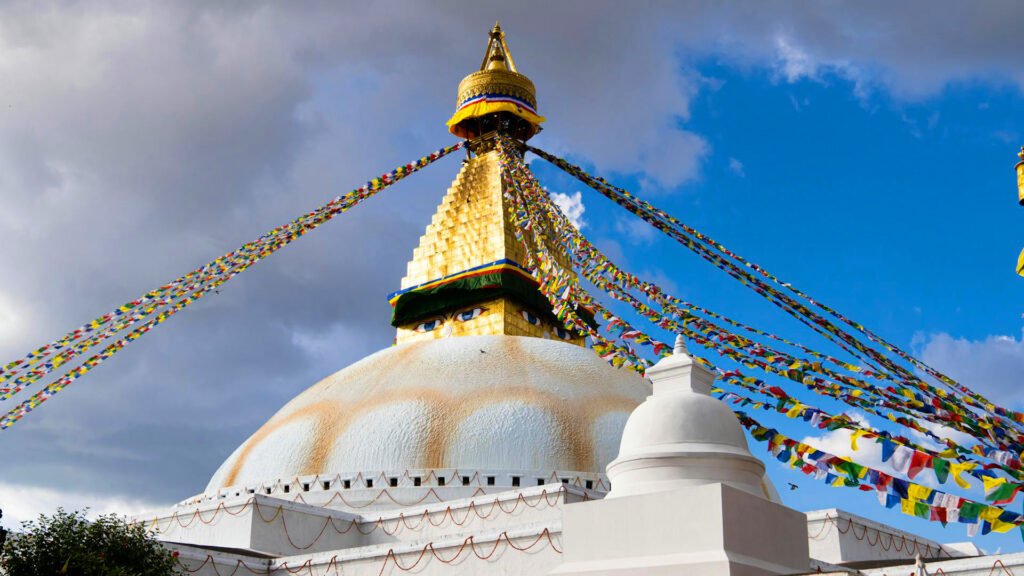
left=481, top=21, right=516, bottom=72
left=1016, top=145, right=1024, bottom=206
left=447, top=23, right=545, bottom=140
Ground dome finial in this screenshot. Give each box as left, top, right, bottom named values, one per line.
left=447, top=24, right=544, bottom=140
left=673, top=334, right=688, bottom=356
left=480, top=20, right=517, bottom=73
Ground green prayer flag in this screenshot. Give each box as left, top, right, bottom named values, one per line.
left=933, top=458, right=950, bottom=484
left=914, top=502, right=930, bottom=519
left=987, top=481, right=1017, bottom=503
left=835, top=460, right=865, bottom=479
left=959, top=501, right=983, bottom=521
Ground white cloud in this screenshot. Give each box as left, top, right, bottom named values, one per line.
left=907, top=419, right=977, bottom=454
left=291, top=322, right=371, bottom=361
left=0, top=292, right=27, bottom=349
left=802, top=410, right=884, bottom=465
left=801, top=411, right=974, bottom=491
left=614, top=216, right=659, bottom=246
left=550, top=190, right=586, bottom=229
left=728, top=157, right=745, bottom=177
left=802, top=412, right=908, bottom=482
left=0, top=482, right=170, bottom=529
left=914, top=330, right=1024, bottom=408
left=635, top=129, right=710, bottom=191
left=774, top=36, right=817, bottom=82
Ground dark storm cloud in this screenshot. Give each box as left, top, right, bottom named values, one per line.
left=0, top=0, right=1022, bottom=521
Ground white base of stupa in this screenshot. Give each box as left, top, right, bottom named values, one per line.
left=550, top=482, right=809, bottom=576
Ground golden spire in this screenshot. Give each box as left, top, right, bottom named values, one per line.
left=389, top=148, right=582, bottom=345
left=388, top=25, right=581, bottom=346
left=481, top=22, right=517, bottom=72
left=446, top=23, right=545, bottom=140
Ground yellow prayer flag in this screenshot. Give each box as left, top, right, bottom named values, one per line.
left=900, top=498, right=916, bottom=516
left=951, top=463, right=976, bottom=489
left=1018, top=247, right=1024, bottom=277
left=908, top=484, right=933, bottom=502
left=983, top=476, right=1007, bottom=492
left=850, top=429, right=869, bottom=451
left=981, top=506, right=1004, bottom=523
left=992, top=519, right=1017, bottom=533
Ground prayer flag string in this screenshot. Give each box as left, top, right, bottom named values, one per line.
left=526, top=144, right=1024, bottom=452
left=0, top=142, right=463, bottom=429
left=494, top=136, right=1024, bottom=514
left=736, top=409, right=1023, bottom=536
left=505, top=153, right=1020, bottom=462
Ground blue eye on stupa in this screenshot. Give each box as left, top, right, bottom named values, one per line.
left=456, top=307, right=486, bottom=322
left=556, top=327, right=573, bottom=340
left=520, top=310, right=542, bottom=326
left=415, top=319, right=441, bottom=333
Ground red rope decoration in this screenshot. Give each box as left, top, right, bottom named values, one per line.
left=880, top=558, right=1018, bottom=576
left=375, top=528, right=562, bottom=575
left=175, top=554, right=268, bottom=576
left=155, top=488, right=572, bottom=552
left=808, top=514, right=948, bottom=558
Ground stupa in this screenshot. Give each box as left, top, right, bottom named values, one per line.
left=137, top=24, right=1005, bottom=576
left=199, top=23, right=654, bottom=506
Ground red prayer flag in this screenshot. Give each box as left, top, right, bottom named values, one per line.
left=908, top=452, right=933, bottom=480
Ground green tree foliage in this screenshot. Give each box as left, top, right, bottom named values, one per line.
left=0, top=509, right=8, bottom=549
left=1, top=508, right=178, bottom=576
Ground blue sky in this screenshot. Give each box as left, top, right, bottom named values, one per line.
left=1, top=0, right=1024, bottom=554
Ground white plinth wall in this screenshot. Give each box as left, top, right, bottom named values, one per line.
left=555, top=483, right=808, bottom=576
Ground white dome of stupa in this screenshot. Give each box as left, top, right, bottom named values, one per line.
left=606, top=336, right=780, bottom=502
left=204, top=335, right=649, bottom=498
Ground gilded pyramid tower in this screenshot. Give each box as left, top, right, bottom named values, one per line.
left=388, top=24, right=583, bottom=346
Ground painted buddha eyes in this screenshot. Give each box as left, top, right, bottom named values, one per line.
left=413, top=307, right=574, bottom=339
left=456, top=307, right=485, bottom=322
left=415, top=307, right=487, bottom=333
left=521, top=308, right=575, bottom=339
left=521, top=310, right=542, bottom=326
left=415, top=319, right=441, bottom=333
